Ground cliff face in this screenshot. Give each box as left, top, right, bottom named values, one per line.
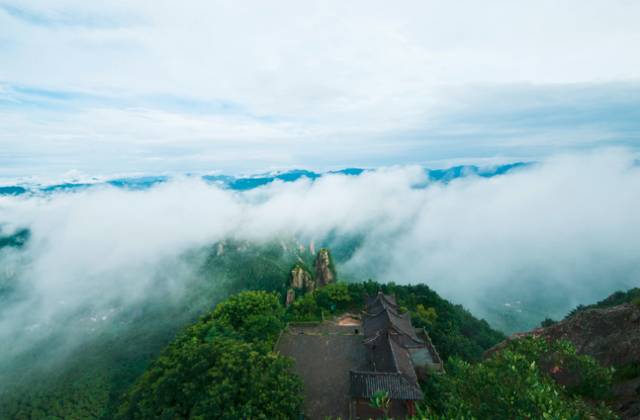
left=535, top=304, right=640, bottom=368
left=286, top=265, right=315, bottom=306
left=488, top=303, right=640, bottom=419
left=314, top=249, right=335, bottom=287
left=291, top=265, right=315, bottom=291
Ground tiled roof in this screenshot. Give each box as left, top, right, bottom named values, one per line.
left=388, top=334, right=419, bottom=384
left=363, top=306, right=424, bottom=346
left=366, top=331, right=396, bottom=372
left=350, top=371, right=423, bottom=400
left=365, top=292, right=398, bottom=312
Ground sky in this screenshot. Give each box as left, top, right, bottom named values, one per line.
left=1, top=0, right=639, bottom=176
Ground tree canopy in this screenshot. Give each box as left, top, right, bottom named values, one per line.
left=116, top=291, right=302, bottom=420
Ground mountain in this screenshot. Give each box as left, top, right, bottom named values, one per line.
left=0, top=186, right=27, bottom=195
left=0, top=163, right=528, bottom=196
left=426, top=162, right=530, bottom=183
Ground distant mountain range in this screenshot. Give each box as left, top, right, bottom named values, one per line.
left=0, top=163, right=530, bottom=196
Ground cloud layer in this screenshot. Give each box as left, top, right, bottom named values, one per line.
left=1, top=1, right=639, bottom=174
left=1, top=149, right=639, bottom=366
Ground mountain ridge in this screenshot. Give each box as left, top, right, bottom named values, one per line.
left=0, top=163, right=530, bottom=196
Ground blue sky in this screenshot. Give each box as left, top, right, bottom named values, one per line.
left=1, top=0, right=639, bottom=177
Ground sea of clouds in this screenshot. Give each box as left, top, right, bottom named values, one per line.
left=1, top=149, right=639, bottom=365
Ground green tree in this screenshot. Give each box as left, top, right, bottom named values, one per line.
left=315, top=283, right=352, bottom=312
left=208, top=290, right=285, bottom=346
left=116, top=291, right=302, bottom=419
left=415, top=304, right=438, bottom=325
left=287, top=292, right=321, bottom=321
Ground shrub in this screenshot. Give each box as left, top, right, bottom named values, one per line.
left=419, top=337, right=616, bottom=419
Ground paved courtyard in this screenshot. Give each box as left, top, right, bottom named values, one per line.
left=276, top=322, right=366, bottom=419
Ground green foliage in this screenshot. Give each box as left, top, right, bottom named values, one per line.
left=287, top=293, right=322, bottom=321
left=369, top=390, right=390, bottom=419
left=506, top=338, right=613, bottom=400
left=314, top=283, right=351, bottom=312
left=540, top=317, right=557, bottom=327
left=567, top=287, right=640, bottom=318
left=208, top=290, right=285, bottom=347
left=613, top=361, right=640, bottom=382
left=116, top=291, right=302, bottom=419
left=415, top=304, right=438, bottom=325
left=286, top=283, right=354, bottom=321
left=420, top=337, right=616, bottom=420
left=0, top=241, right=304, bottom=418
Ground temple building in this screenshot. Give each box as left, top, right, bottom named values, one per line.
left=276, top=291, right=443, bottom=419
left=349, top=293, right=443, bottom=418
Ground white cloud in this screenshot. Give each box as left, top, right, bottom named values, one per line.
left=1, top=1, right=639, bottom=174
left=1, top=149, right=639, bottom=366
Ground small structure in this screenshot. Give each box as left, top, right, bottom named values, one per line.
left=349, top=293, right=443, bottom=419
left=337, top=313, right=361, bottom=327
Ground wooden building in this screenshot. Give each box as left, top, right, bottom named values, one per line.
left=349, top=292, right=443, bottom=419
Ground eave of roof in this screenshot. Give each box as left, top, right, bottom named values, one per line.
left=350, top=370, right=423, bottom=400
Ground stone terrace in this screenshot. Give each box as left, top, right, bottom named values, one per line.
left=276, top=320, right=366, bottom=419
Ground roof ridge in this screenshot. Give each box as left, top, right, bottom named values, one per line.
left=386, top=332, right=401, bottom=373
left=350, top=370, right=404, bottom=376
left=383, top=309, right=423, bottom=343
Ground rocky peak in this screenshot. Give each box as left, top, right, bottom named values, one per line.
left=286, top=264, right=315, bottom=306
left=314, top=248, right=335, bottom=287
left=291, top=265, right=315, bottom=291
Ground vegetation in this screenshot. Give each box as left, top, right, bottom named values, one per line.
left=540, top=317, right=558, bottom=327
left=0, top=240, right=305, bottom=419
left=369, top=390, right=391, bottom=419
left=419, top=337, right=616, bottom=419
left=1, top=239, right=629, bottom=419
left=567, top=287, right=640, bottom=318
left=116, top=291, right=302, bottom=419
left=613, top=361, right=640, bottom=383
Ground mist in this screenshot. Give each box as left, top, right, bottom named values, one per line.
left=1, top=149, right=639, bottom=370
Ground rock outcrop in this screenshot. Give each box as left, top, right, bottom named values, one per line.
left=286, top=264, right=315, bottom=306
left=285, top=249, right=337, bottom=307
left=291, top=265, right=315, bottom=291
left=286, top=288, right=296, bottom=307
left=487, top=303, right=640, bottom=367
left=314, top=248, right=335, bottom=287
left=487, top=303, right=640, bottom=419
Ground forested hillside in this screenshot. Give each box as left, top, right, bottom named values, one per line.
left=2, top=235, right=627, bottom=419
left=0, top=241, right=506, bottom=419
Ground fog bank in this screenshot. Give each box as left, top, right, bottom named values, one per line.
left=1, top=149, right=639, bottom=363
